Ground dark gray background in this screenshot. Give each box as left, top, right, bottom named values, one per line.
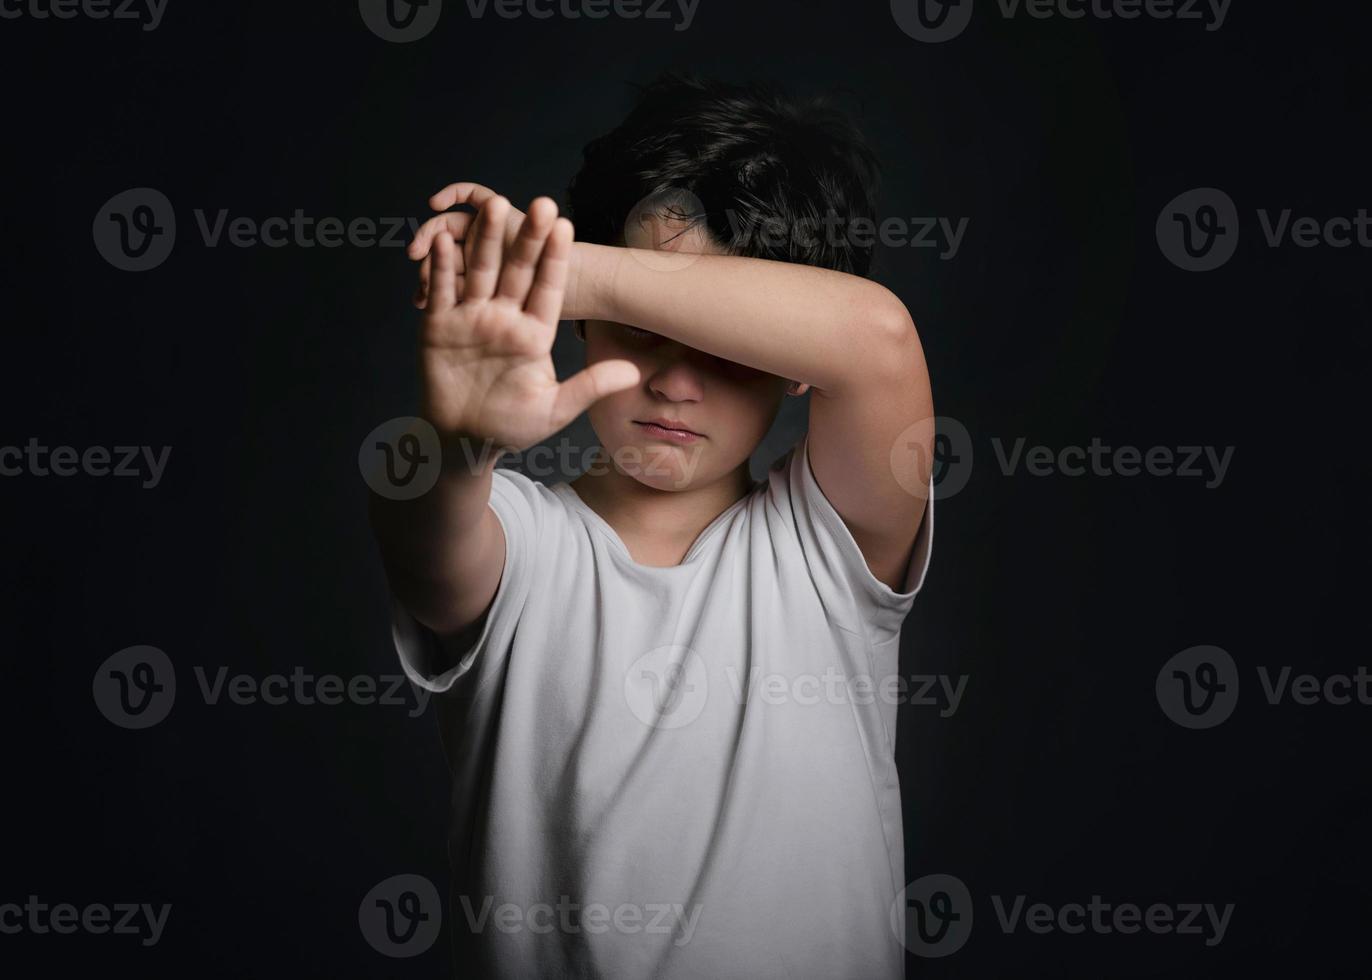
left=1, top=0, right=1367, bottom=975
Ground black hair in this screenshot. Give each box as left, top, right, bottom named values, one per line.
left=567, top=73, right=881, bottom=277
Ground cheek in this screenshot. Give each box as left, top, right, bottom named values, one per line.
left=716, top=358, right=785, bottom=396
left=586, top=333, right=650, bottom=377
left=712, top=380, right=785, bottom=440
left=728, top=369, right=788, bottom=409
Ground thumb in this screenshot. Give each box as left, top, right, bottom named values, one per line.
left=551, top=359, right=641, bottom=429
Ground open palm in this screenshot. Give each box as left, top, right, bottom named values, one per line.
left=420, top=195, right=638, bottom=458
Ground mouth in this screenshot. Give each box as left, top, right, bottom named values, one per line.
left=633, top=417, right=705, bottom=443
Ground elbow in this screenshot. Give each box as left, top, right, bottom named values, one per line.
left=866, top=289, right=924, bottom=374
left=871, top=287, right=918, bottom=344
left=817, top=286, right=925, bottom=397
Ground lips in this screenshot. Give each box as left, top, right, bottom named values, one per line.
left=635, top=417, right=704, bottom=437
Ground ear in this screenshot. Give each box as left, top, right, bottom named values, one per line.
left=785, top=380, right=811, bottom=396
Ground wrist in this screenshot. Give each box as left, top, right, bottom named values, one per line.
left=438, top=431, right=506, bottom=477
left=564, top=241, right=612, bottom=323
left=563, top=241, right=587, bottom=321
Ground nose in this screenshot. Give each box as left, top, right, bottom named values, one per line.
left=645, top=343, right=710, bottom=403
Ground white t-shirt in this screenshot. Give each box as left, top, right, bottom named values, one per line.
left=392, top=432, right=934, bottom=979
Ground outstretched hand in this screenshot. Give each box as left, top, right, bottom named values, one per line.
left=418, top=194, right=639, bottom=459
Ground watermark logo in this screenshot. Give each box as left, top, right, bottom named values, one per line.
left=190, top=666, right=430, bottom=717
left=1159, top=646, right=1371, bottom=728
left=457, top=895, right=704, bottom=945
left=94, top=189, right=427, bottom=270
left=361, top=425, right=712, bottom=499
left=94, top=647, right=431, bottom=728
left=892, top=421, right=1236, bottom=496
left=93, top=645, right=176, bottom=730
left=359, top=0, right=443, bottom=41
left=893, top=0, right=1231, bottom=42
left=891, top=416, right=973, bottom=502
left=624, top=644, right=709, bottom=729
left=372, top=430, right=711, bottom=493
left=1156, top=188, right=1239, bottom=271
left=360, top=874, right=442, bottom=957
left=1156, top=645, right=1239, bottom=729
left=893, top=876, right=1235, bottom=955
left=625, top=655, right=968, bottom=722
left=361, top=417, right=444, bottom=501
left=93, top=188, right=176, bottom=272
left=618, top=190, right=968, bottom=268
left=363, top=0, right=702, bottom=39
left=622, top=186, right=710, bottom=273
left=1159, top=188, right=1370, bottom=271
left=893, top=873, right=974, bottom=957
left=890, top=0, right=974, bottom=43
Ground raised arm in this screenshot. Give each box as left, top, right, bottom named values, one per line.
left=370, top=195, right=640, bottom=637
left=568, top=241, right=934, bottom=592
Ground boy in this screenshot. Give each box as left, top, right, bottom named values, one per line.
left=370, top=74, right=935, bottom=979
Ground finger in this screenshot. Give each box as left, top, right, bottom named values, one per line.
left=428, top=181, right=499, bottom=214
left=464, top=196, right=511, bottom=303
left=496, top=197, right=557, bottom=305
left=525, top=216, right=573, bottom=325
left=428, top=229, right=459, bottom=312
left=550, top=359, right=642, bottom=431
left=412, top=253, right=432, bottom=309
left=407, top=210, right=475, bottom=261
left=414, top=243, right=470, bottom=308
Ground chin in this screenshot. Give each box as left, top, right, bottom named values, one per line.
left=627, top=444, right=708, bottom=492
left=593, top=431, right=695, bottom=488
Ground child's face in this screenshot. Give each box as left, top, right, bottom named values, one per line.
left=582, top=220, right=789, bottom=491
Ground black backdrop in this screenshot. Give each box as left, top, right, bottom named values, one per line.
left=2, top=1, right=1368, bottom=976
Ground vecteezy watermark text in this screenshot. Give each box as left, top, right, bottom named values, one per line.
left=0, top=896, right=171, bottom=946
left=1158, top=188, right=1371, bottom=271
left=724, top=666, right=968, bottom=716
left=462, top=0, right=699, bottom=30
left=887, top=418, right=1238, bottom=503
left=893, top=874, right=1233, bottom=958
left=93, top=188, right=426, bottom=271
left=1157, top=645, right=1371, bottom=729
left=360, top=419, right=711, bottom=501
left=892, top=0, right=1230, bottom=43
left=624, top=645, right=969, bottom=730
left=0, top=0, right=168, bottom=30
left=359, top=0, right=699, bottom=42
left=723, top=209, right=969, bottom=260
left=992, top=437, right=1234, bottom=488
left=0, top=439, right=171, bottom=489
left=93, top=645, right=431, bottom=729
left=989, top=894, right=1233, bottom=946
left=458, top=895, right=705, bottom=947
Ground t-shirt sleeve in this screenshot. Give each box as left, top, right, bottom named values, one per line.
left=389, top=467, right=542, bottom=694
left=768, top=431, right=934, bottom=644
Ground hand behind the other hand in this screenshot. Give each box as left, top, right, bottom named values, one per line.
left=408, top=181, right=527, bottom=309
